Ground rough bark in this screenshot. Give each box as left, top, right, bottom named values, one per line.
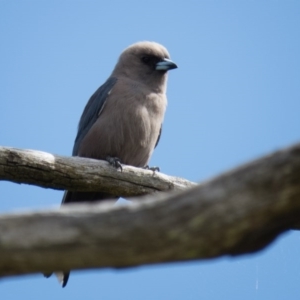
left=0, top=146, right=196, bottom=196
left=0, top=143, right=300, bottom=278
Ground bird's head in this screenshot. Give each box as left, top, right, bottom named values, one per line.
left=112, top=41, right=177, bottom=92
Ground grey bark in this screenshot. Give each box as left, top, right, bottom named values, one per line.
left=0, top=146, right=196, bottom=196
left=0, top=143, right=300, bottom=278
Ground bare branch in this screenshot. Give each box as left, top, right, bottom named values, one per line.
left=0, top=146, right=196, bottom=197
left=0, top=143, right=300, bottom=277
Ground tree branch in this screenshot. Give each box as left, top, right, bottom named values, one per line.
left=0, top=143, right=300, bottom=277
left=0, top=146, right=196, bottom=197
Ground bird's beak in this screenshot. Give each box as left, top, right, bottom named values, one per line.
left=155, top=58, right=178, bottom=71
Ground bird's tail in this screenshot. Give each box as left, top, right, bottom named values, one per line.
left=43, top=271, right=70, bottom=288
left=55, top=272, right=70, bottom=288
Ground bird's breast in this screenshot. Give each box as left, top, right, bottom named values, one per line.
left=78, top=84, right=166, bottom=167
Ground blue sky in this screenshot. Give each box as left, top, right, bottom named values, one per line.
left=1, top=1, right=300, bottom=299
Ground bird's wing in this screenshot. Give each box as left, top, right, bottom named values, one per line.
left=57, top=76, right=118, bottom=287
left=72, top=77, right=118, bottom=156
left=155, top=125, right=162, bottom=148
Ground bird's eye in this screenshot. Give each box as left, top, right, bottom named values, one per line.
left=141, top=56, right=151, bottom=64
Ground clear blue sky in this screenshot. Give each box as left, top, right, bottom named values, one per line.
left=1, top=1, right=300, bottom=299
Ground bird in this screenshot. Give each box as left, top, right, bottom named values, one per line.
left=44, top=41, right=177, bottom=287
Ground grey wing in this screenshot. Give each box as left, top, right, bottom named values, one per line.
left=155, top=125, right=162, bottom=148
left=72, top=77, right=118, bottom=156
left=53, top=78, right=119, bottom=286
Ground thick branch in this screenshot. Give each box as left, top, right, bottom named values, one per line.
left=0, top=143, right=300, bottom=277
left=0, top=146, right=196, bottom=196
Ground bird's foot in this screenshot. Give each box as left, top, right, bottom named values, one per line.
left=144, top=165, right=160, bottom=172
left=106, top=156, right=123, bottom=171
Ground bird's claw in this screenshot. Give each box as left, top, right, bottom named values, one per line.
left=106, top=156, right=123, bottom=171
left=144, top=165, right=160, bottom=172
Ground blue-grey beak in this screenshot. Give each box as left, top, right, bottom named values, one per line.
left=155, top=58, right=178, bottom=71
